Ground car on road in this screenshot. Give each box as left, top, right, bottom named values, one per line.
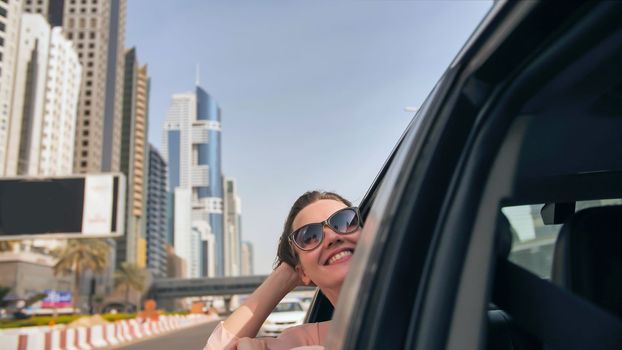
left=259, top=298, right=307, bottom=337
left=305, top=1, right=622, bottom=349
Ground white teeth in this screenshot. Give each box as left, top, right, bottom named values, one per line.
left=327, top=250, right=353, bottom=265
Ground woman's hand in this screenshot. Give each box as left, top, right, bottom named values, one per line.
left=274, top=261, right=306, bottom=289
left=278, top=262, right=319, bottom=288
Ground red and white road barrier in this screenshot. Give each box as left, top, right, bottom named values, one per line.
left=117, top=320, right=131, bottom=343
left=89, top=325, right=107, bottom=348
left=104, top=324, right=119, bottom=346
left=128, top=319, right=143, bottom=339
left=0, top=314, right=218, bottom=350
left=75, top=327, right=91, bottom=350
left=47, top=328, right=66, bottom=350
left=0, top=333, right=20, bottom=350
left=64, top=328, right=79, bottom=350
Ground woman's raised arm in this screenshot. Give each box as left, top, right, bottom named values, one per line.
left=221, top=262, right=300, bottom=339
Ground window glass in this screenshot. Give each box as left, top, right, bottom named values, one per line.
left=273, top=302, right=303, bottom=313
left=502, top=198, right=622, bottom=278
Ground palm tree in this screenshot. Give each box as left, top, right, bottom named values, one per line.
left=114, top=262, right=146, bottom=312
left=53, top=239, right=110, bottom=312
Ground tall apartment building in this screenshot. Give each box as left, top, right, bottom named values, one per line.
left=146, top=144, right=168, bottom=277
left=172, top=187, right=202, bottom=277
left=3, top=14, right=81, bottom=176
left=4, top=14, right=50, bottom=175
left=241, top=241, right=254, bottom=276
left=22, top=0, right=125, bottom=303
left=39, top=27, right=81, bottom=175
left=224, top=177, right=242, bottom=276
left=116, top=47, right=148, bottom=268
left=0, top=11, right=82, bottom=302
left=163, top=83, right=225, bottom=277
left=0, top=0, right=24, bottom=174
left=24, top=0, right=127, bottom=173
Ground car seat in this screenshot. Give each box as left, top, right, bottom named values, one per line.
left=551, top=205, right=622, bottom=318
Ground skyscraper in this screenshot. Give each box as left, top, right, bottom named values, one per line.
left=173, top=187, right=201, bottom=277
left=163, top=82, right=225, bottom=277
left=116, top=48, right=149, bottom=268
left=24, top=0, right=127, bottom=174
left=5, top=14, right=50, bottom=176
left=224, top=177, right=242, bottom=276
left=0, top=0, right=24, bottom=174
left=38, top=27, right=82, bottom=175
left=0, top=9, right=84, bottom=302
left=146, top=144, right=168, bottom=278
left=3, top=14, right=81, bottom=176
left=241, top=241, right=254, bottom=276
left=21, top=0, right=126, bottom=303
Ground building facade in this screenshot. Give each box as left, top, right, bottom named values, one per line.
left=24, top=0, right=127, bottom=174
left=172, top=187, right=201, bottom=277
left=163, top=83, right=225, bottom=277
left=20, top=0, right=126, bottom=306
left=4, top=13, right=50, bottom=176
left=146, top=144, right=168, bottom=277
left=0, top=0, right=24, bottom=174
left=241, top=241, right=254, bottom=276
left=38, top=27, right=81, bottom=175
left=116, top=47, right=149, bottom=269
left=224, top=177, right=242, bottom=276
left=0, top=247, right=73, bottom=300
left=3, top=13, right=80, bottom=176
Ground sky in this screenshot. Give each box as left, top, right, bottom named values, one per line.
left=125, top=0, right=491, bottom=274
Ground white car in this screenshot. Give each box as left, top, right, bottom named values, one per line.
left=259, top=298, right=307, bottom=337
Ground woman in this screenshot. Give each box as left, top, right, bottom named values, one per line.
left=204, top=191, right=362, bottom=350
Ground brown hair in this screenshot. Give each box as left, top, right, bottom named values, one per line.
left=274, top=190, right=352, bottom=269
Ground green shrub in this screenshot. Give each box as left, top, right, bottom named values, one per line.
left=0, top=315, right=80, bottom=329
left=0, top=313, right=139, bottom=329
left=101, top=313, right=136, bottom=322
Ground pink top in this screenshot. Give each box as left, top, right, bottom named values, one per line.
left=203, top=321, right=330, bottom=350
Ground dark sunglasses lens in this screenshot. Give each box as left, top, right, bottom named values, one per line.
left=294, top=224, right=323, bottom=250
left=329, top=209, right=360, bottom=233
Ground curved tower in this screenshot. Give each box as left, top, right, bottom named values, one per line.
left=163, top=82, right=225, bottom=277
left=195, top=85, right=224, bottom=276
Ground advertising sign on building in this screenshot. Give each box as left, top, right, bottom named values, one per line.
left=41, top=290, right=72, bottom=308
left=0, top=173, right=125, bottom=240
left=82, top=174, right=114, bottom=234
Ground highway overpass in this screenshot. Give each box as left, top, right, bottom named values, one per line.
left=149, top=275, right=316, bottom=300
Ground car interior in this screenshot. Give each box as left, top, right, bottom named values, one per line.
left=481, top=6, right=622, bottom=349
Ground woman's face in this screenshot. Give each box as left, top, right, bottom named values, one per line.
left=292, top=199, right=361, bottom=293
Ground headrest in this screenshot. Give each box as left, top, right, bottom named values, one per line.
left=552, top=205, right=622, bottom=318
left=496, top=214, right=513, bottom=258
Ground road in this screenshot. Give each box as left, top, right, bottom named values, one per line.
left=113, top=319, right=219, bottom=350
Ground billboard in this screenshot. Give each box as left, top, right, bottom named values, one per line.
left=0, top=173, right=125, bottom=240
left=41, top=290, right=73, bottom=308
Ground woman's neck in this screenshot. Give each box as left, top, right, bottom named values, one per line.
left=322, top=286, right=340, bottom=306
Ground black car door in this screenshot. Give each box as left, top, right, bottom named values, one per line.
left=325, top=1, right=622, bottom=349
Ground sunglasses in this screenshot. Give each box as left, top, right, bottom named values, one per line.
left=289, top=207, right=362, bottom=251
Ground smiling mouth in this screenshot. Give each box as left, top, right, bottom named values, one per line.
left=326, top=249, right=354, bottom=265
